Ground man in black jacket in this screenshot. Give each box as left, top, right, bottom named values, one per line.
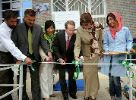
left=53, top=20, right=77, bottom=100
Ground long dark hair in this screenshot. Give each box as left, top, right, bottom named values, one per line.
left=106, top=13, right=116, bottom=26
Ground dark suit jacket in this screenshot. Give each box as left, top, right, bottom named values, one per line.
left=12, top=23, right=49, bottom=61
left=53, top=30, right=76, bottom=64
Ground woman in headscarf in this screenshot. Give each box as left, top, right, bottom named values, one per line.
left=101, top=12, right=135, bottom=100
left=74, top=12, right=103, bottom=100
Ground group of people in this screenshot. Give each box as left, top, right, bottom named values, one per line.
left=0, top=8, right=135, bottom=100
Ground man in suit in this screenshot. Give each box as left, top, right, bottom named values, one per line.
left=53, top=20, right=77, bottom=100
left=12, top=9, right=52, bottom=100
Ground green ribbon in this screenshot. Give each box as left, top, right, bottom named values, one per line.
left=119, top=60, right=136, bottom=79
left=29, top=64, right=35, bottom=71
left=72, top=60, right=81, bottom=80
left=119, top=60, right=130, bottom=70
left=21, top=60, right=35, bottom=72
left=29, top=60, right=37, bottom=71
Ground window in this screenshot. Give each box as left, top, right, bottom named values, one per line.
left=2, top=0, right=10, bottom=1
left=0, top=0, right=20, bottom=23
left=2, top=3, right=10, bottom=10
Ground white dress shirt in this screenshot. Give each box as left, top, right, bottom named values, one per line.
left=65, top=32, right=71, bottom=41
left=0, top=22, right=26, bottom=61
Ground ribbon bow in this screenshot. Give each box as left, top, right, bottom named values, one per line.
left=72, top=60, right=82, bottom=80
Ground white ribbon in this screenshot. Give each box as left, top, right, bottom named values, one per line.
left=11, top=64, right=20, bottom=75
left=0, top=57, right=136, bottom=71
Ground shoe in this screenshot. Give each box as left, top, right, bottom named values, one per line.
left=50, top=94, right=56, bottom=97
left=91, top=98, right=96, bottom=100
left=116, top=97, right=122, bottom=100
left=91, top=96, right=96, bottom=100
left=111, top=96, right=116, bottom=100
left=63, top=96, right=69, bottom=100
left=22, top=95, right=29, bottom=100
left=69, top=94, right=77, bottom=99
left=42, top=98, right=50, bottom=100
left=84, top=97, right=90, bottom=100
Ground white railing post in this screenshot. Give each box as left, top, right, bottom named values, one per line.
left=129, top=71, right=133, bottom=100
left=0, top=64, right=23, bottom=100
left=88, top=0, right=91, bottom=13
left=51, top=0, right=53, bottom=13
left=20, top=0, right=23, bottom=23
left=19, top=64, right=23, bottom=100
left=66, top=0, right=68, bottom=11
left=103, top=0, right=107, bottom=17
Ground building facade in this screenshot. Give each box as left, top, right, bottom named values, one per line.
left=0, top=0, right=135, bottom=36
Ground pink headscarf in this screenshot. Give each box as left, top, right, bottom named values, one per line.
left=109, top=12, right=123, bottom=39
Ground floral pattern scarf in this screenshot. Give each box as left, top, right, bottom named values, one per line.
left=89, top=28, right=101, bottom=59
left=43, top=33, right=55, bottom=52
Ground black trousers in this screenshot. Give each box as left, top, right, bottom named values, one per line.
left=58, top=64, right=77, bottom=97
left=109, top=56, right=122, bottom=97
left=0, top=51, right=13, bottom=100
left=109, top=76, right=122, bottom=97
left=17, top=62, right=41, bottom=100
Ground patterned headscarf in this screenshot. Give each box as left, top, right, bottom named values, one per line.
left=109, top=12, right=123, bottom=39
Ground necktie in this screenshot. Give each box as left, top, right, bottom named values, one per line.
left=66, top=36, right=70, bottom=51
left=28, top=28, right=33, bottom=54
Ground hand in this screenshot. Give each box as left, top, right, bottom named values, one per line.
left=48, top=52, right=52, bottom=60
left=75, top=56, right=80, bottom=61
left=130, top=48, right=135, bottom=53
left=44, top=56, right=52, bottom=62
left=16, top=60, right=22, bottom=64
left=24, top=57, right=32, bottom=65
left=80, top=56, right=84, bottom=61
left=58, top=58, right=65, bottom=65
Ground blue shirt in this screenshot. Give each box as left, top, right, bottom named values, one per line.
left=101, top=26, right=133, bottom=77
left=103, top=26, right=133, bottom=52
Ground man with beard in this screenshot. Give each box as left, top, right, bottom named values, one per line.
left=0, top=10, right=31, bottom=100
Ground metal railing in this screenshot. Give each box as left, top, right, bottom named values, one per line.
left=0, top=64, right=23, bottom=100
